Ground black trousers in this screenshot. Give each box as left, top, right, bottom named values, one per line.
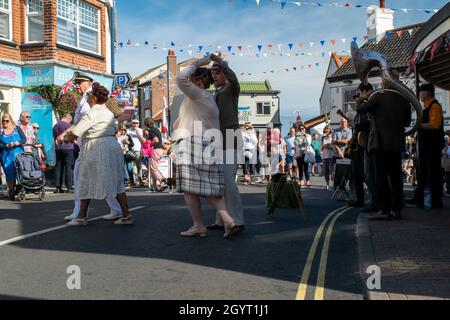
left=416, top=147, right=443, bottom=207
left=54, top=149, right=74, bottom=188
left=373, top=150, right=403, bottom=214
left=352, top=159, right=365, bottom=204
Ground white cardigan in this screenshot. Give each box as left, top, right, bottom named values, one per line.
left=173, top=61, right=221, bottom=142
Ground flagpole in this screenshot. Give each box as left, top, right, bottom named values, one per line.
left=167, top=51, right=171, bottom=138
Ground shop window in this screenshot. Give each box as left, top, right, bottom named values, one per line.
left=0, top=88, right=11, bottom=117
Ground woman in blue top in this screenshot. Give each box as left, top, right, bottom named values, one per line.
left=0, top=113, right=27, bottom=200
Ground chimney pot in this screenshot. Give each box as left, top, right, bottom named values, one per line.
left=380, top=0, right=385, bottom=8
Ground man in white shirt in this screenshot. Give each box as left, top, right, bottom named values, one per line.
left=64, top=72, right=122, bottom=221
left=127, top=119, right=145, bottom=186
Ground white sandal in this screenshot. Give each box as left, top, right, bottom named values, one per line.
left=114, top=215, right=134, bottom=225
left=67, top=219, right=88, bottom=227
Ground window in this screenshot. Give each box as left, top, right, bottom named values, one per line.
left=0, top=88, right=11, bottom=117
left=0, top=0, right=11, bottom=41
left=257, top=102, right=271, bottom=115
left=144, top=87, right=151, bottom=101
left=27, top=0, right=44, bottom=42
left=57, top=0, right=100, bottom=54
left=342, top=87, right=357, bottom=114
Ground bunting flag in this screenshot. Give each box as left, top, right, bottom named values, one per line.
left=288, top=43, right=293, bottom=50
left=227, top=46, right=232, bottom=52
left=331, top=40, right=336, bottom=46
left=244, top=0, right=439, bottom=14
left=268, top=44, right=273, bottom=50
left=258, top=45, right=263, bottom=52
left=320, top=40, right=325, bottom=47
left=198, top=45, right=203, bottom=51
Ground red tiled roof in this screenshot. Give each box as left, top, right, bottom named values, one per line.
left=327, top=23, right=423, bottom=82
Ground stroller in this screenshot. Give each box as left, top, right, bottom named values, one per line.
left=14, top=145, right=46, bottom=201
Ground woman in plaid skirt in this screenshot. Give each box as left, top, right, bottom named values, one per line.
left=173, top=55, right=240, bottom=239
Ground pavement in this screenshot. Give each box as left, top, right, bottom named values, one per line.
left=357, top=194, right=450, bottom=300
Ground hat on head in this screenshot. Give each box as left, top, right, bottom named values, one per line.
left=418, top=83, right=435, bottom=95
left=211, top=63, right=224, bottom=71
left=73, top=71, right=94, bottom=83
left=190, top=67, right=210, bottom=79
left=131, top=119, right=140, bottom=124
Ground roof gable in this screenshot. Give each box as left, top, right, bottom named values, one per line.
left=327, top=23, right=423, bottom=82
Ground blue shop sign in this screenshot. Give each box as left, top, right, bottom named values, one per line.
left=54, top=66, right=114, bottom=90
left=0, top=62, right=22, bottom=87
left=22, top=66, right=54, bottom=86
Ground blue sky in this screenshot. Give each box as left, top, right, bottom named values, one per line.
left=115, top=0, right=448, bottom=122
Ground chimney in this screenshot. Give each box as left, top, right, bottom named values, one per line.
left=167, top=49, right=177, bottom=80
left=367, top=0, right=394, bottom=42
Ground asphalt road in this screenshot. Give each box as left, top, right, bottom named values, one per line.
left=0, top=180, right=363, bottom=300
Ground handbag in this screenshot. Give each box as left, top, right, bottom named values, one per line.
left=305, top=146, right=316, bottom=164
left=125, top=150, right=137, bottom=162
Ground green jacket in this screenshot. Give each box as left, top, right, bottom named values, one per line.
left=214, top=62, right=241, bottom=150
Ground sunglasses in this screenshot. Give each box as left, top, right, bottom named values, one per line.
left=25, top=116, right=31, bottom=119
left=33, top=127, right=39, bottom=130
left=2, top=120, right=10, bottom=123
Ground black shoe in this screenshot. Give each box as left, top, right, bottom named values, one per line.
left=54, top=187, right=64, bottom=194
left=361, top=205, right=378, bottom=213
left=432, top=203, right=444, bottom=209
left=368, top=212, right=393, bottom=221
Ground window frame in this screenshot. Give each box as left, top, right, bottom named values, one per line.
left=0, top=0, right=12, bottom=41
left=256, top=102, right=271, bottom=116
left=26, top=0, right=45, bottom=43
left=56, top=0, right=101, bottom=55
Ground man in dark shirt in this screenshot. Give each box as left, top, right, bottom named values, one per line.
left=53, top=114, right=74, bottom=193
left=357, top=84, right=411, bottom=220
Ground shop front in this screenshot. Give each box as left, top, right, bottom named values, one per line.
left=0, top=61, right=114, bottom=165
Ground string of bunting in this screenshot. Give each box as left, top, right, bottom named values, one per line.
left=248, top=0, right=439, bottom=14
left=116, top=28, right=417, bottom=57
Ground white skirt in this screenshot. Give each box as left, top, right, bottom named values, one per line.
left=77, top=136, right=125, bottom=200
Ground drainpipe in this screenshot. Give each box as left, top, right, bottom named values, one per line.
left=109, top=1, right=117, bottom=75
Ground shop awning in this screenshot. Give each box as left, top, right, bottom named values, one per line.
left=411, top=3, right=450, bottom=90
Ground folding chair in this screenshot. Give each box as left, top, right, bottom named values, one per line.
left=331, top=158, right=353, bottom=202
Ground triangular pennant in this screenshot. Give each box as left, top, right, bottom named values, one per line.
left=309, top=42, right=314, bottom=47
left=316, top=63, right=320, bottom=67
left=408, top=29, right=414, bottom=36
left=397, top=30, right=404, bottom=38
left=144, top=41, right=149, bottom=46
left=238, top=46, right=242, bottom=51
left=127, top=40, right=132, bottom=45
left=256, top=0, right=261, bottom=6
left=198, top=45, right=203, bottom=51
left=188, top=50, right=193, bottom=56
left=227, top=46, right=232, bottom=52
left=171, top=41, right=175, bottom=46
left=299, top=42, right=303, bottom=48
left=341, top=38, right=347, bottom=44
left=281, top=2, right=287, bottom=9
left=119, top=42, right=124, bottom=48
left=293, top=67, right=297, bottom=71
left=331, top=40, right=336, bottom=46
left=288, top=43, right=293, bottom=50
left=352, top=37, right=358, bottom=42
left=386, top=32, right=391, bottom=40
left=257, top=45, right=263, bottom=52
left=320, top=40, right=325, bottom=47
left=268, top=44, right=273, bottom=50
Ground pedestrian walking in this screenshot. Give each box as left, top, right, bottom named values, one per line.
left=321, top=125, right=335, bottom=191
left=53, top=114, right=75, bottom=193
left=285, top=128, right=297, bottom=178
left=311, top=133, right=322, bottom=176
left=128, top=119, right=145, bottom=187
left=144, top=118, right=168, bottom=192
left=18, top=111, right=35, bottom=153
left=0, top=113, right=27, bottom=200
left=295, top=125, right=312, bottom=187
left=242, top=123, right=258, bottom=185
left=116, top=124, right=135, bottom=187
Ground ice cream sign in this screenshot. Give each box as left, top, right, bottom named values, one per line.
left=22, top=66, right=54, bottom=86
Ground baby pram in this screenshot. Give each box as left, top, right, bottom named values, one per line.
left=14, top=145, right=46, bottom=201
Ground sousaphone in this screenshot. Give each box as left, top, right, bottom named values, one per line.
left=351, top=42, right=423, bottom=137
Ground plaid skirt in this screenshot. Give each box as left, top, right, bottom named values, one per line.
left=175, top=136, right=224, bottom=197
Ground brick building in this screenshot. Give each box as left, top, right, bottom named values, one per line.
left=133, top=49, right=193, bottom=128
left=0, top=0, right=116, bottom=120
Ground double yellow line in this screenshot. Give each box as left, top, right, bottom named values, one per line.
left=296, top=206, right=353, bottom=300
